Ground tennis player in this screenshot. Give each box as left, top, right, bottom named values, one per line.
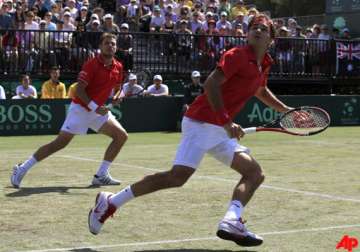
left=11, top=33, right=127, bottom=188
left=88, top=14, right=294, bottom=246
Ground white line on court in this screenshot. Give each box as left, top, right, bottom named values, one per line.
left=58, top=155, right=360, bottom=203
left=19, top=223, right=360, bottom=252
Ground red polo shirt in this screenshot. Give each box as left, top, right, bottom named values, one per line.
left=185, top=45, right=273, bottom=126
left=74, top=55, right=123, bottom=109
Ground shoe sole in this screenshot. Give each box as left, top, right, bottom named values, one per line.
left=216, top=229, right=263, bottom=247
left=88, top=192, right=101, bottom=235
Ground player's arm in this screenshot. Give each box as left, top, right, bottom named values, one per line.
left=255, top=86, right=293, bottom=113
left=75, top=80, right=108, bottom=115
left=204, top=68, right=244, bottom=139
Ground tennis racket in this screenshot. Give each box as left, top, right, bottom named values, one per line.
left=243, top=106, right=330, bottom=136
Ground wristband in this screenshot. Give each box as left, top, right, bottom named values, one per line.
left=88, top=100, right=98, bottom=111
left=215, top=108, right=231, bottom=125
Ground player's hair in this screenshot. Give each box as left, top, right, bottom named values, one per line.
left=99, top=33, right=117, bottom=45
left=248, top=13, right=276, bottom=39
left=20, top=74, right=30, bottom=82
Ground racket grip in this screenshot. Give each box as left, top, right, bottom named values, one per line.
left=107, top=104, right=113, bottom=109
left=243, top=127, right=257, bottom=134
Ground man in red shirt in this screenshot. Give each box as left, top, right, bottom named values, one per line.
left=88, top=14, right=293, bottom=247
left=11, top=33, right=127, bottom=187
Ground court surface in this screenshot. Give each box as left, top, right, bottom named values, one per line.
left=1, top=127, right=359, bottom=252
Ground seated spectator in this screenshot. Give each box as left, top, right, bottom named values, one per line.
left=342, top=28, right=351, bottom=39
left=62, top=12, right=76, bottom=31
left=116, top=23, right=133, bottom=71
left=149, top=5, right=165, bottom=32
left=101, top=13, right=120, bottom=32
left=216, top=11, right=232, bottom=31
left=0, top=84, right=6, bottom=99
left=43, top=12, right=57, bottom=30
left=0, top=2, right=14, bottom=31
left=41, top=66, right=67, bottom=98
left=2, top=30, right=19, bottom=72
left=230, top=0, right=247, bottom=20
left=138, top=0, right=152, bottom=32
left=13, top=74, right=37, bottom=99
left=232, top=11, right=247, bottom=34
left=67, top=82, right=77, bottom=99
left=145, top=75, right=169, bottom=96
left=121, top=73, right=144, bottom=97
left=189, top=11, right=203, bottom=34
left=183, top=70, right=203, bottom=110
left=75, top=6, right=90, bottom=28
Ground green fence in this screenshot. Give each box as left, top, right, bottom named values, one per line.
left=0, top=96, right=359, bottom=136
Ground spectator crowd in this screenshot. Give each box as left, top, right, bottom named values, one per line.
left=0, top=0, right=356, bottom=100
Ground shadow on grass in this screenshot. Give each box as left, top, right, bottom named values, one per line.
left=69, top=249, right=101, bottom=252
left=134, top=250, right=257, bottom=252
left=5, top=185, right=98, bottom=197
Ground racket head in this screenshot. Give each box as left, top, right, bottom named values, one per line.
left=279, top=106, right=331, bottom=136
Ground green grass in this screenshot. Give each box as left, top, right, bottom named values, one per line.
left=1, top=127, right=360, bottom=252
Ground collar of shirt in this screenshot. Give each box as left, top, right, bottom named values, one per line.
left=96, top=54, right=115, bottom=69
left=245, top=45, right=273, bottom=71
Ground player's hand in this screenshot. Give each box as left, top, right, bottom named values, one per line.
left=95, top=106, right=109, bottom=116
left=224, top=122, right=245, bottom=140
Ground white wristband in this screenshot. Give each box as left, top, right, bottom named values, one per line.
left=88, top=100, right=98, bottom=111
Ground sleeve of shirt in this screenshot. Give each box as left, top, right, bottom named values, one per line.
left=262, top=66, right=271, bottom=87
left=41, top=82, right=49, bottom=99
left=31, top=86, right=38, bottom=98
left=78, top=60, right=94, bottom=86
left=217, top=47, right=243, bottom=80
left=61, top=83, right=67, bottom=98
left=16, top=86, right=21, bottom=95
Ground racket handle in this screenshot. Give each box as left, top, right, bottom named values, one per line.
left=243, top=127, right=257, bottom=134
left=107, top=104, right=113, bottom=109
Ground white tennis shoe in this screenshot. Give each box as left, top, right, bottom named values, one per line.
left=11, top=164, right=27, bottom=188
left=91, top=172, right=121, bottom=186
left=88, top=191, right=117, bottom=235
left=217, top=218, right=263, bottom=247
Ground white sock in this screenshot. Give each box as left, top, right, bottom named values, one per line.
left=224, top=200, right=244, bottom=220
left=20, top=156, right=37, bottom=172
left=109, top=185, right=135, bottom=208
left=96, top=160, right=111, bottom=176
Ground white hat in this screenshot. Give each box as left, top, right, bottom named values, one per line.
left=92, top=19, right=100, bottom=25
left=153, top=75, right=162, bottom=81
left=63, top=11, right=71, bottom=16
left=103, top=13, right=113, bottom=20
left=206, top=11, right=213, bottom=17
left=191, top=71, right=200, bottom=78
left=120, top=23, right=129, bottom=29
left=81, top=6, right=88, bottom=10
left=128, top=73, right=137, bottom=80
left=39, top=20, right=47, bottom=24
left=91, top=13, right=99, bottom=19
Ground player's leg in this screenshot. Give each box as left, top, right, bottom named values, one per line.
left=209, top=139, right=264, bottom=246
left=88, top=117, right=204, bottom=235
left=91, top=115, right=128, bottom=185
left=11, top=102, right=89, bottom=188
left=11, top=131, right=75, bottom=188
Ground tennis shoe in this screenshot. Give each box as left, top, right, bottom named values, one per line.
left=88, top=191, right=117, bottom=235
left=92, top=172, right=121, bottom=186
left=216, top=218, right=263, bottom=247
left=11, top=164, right=27, bottom=188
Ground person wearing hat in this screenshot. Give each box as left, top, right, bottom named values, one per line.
left=65, top=0, right=78, bottom=19
left=216, top=11, right=232, bottom=31
left=121, top=73, right=144, bottom=97
left=101, top=13, right=120, bottom=32
left=62, top=11, right=76, bottom=31
left=150, top=5, right=165, bottom=32
left=232, top=11, right=247, bottom=34
left=341, top=28, right=351, bottom=39
left=144, top=75, right=169, bottom=96
left=183, top=70, right=204, bottom=110
left=231, top=0, right=247, bottom=19
left=75, top=5, right=90, bottom=28
left=116, top=22, right=134, bottom=71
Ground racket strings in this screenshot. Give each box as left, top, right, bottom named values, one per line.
left=281, top=109, right=330, bottom=134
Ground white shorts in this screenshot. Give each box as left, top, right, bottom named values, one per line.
left=173, top=117, right=250, bottom=169
left=60, top=102, right=115, bottom=135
